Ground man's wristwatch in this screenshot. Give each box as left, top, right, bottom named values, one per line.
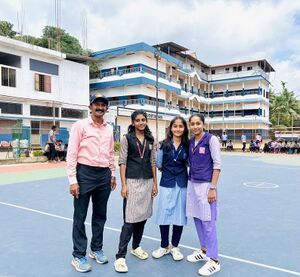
left=209, top=184, right=217, bottom=190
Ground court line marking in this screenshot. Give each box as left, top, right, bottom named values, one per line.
left=0, top=201, right=300, bottom=276
left=243, top=182, right=279, bottom=189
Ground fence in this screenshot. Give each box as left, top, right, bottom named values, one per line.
left=0, top=124, right=121, bottom=160
left=0, top=124, right=69, bottom=159
left=269, top=127, right=300, bottom=142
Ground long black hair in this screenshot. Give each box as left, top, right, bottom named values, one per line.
left=128, top=109, right=154, bottom=143
left=163, top=116, right=189, bottom=151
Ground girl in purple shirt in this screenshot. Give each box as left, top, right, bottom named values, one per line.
left=186, top=114, right=221, bottom=276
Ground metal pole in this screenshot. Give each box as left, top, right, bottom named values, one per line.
left=222, top=91, right=225, bottom=132
left=233, top=91, right=236, bottom=143
left=155, top=47, right=160, bottom=143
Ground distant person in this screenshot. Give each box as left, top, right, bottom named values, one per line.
left=64, top=143, right=68, bottom=159
left=255, top=133, right=262, bottom=144
left=48, top=125, right=57, bottom=162
left=287, top=141, right=293, bottom=154
left=44, top=143, right=50, bottom=159
left=293, top=141, right=299, bottom=154
left=221, top=132, right=227, bottom=148
left=263, top=143, right=270, bottom=153
left=226, top=140, right=233, bottom=151
left=281, top=141, right=287, bottom=153
left=241, top=134, right=246, bottom=152
left=67, top=93, right=116, bottom=273
left=55, top=140, right=65, bottom=161
left=249, top=140, right=257, bottom=152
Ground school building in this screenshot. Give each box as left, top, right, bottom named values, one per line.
left=90, top=42, right=274, bottom=142
left=0, top=35, right=89, bottom=147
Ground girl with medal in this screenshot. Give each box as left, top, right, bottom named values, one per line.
left=152, top=116, right=189, bottom=261
left=114, top=110, right=157, bottom=273
left=186, top=114, right=221, bottom=276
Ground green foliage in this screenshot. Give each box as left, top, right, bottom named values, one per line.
left=32, top=150, right=44, bottom=157
left=15, top=35, right=42, bottom=45
left=0, top=20, right=16, bottom=37
left=89, top=61, right=100, bottom=74
left=114, top=141, right=121, bottom=152
left=38, top=26, right=83, bottom=54
left=270, top=82, right=300, bottom=127
left=1, top=20, right=99, bottom=77
left=85, top=49, right=100, bottom=74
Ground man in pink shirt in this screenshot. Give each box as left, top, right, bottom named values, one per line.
left=67, top=93, right=116, bottom=273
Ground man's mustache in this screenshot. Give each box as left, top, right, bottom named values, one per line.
left=95, top=109, right=105, bottom=112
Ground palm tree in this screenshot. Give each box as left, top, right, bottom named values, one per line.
left=270, top=82, right=300, bottom=127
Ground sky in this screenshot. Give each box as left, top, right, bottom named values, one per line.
left=1, top=0, right=300, bottom=97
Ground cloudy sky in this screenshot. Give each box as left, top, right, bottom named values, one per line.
left=1, top=0, right=300, bottom=96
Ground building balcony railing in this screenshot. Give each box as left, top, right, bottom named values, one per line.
left=109, top=99, right=165, bottom=108
left=209, top=89, right=263, bottom=99
left=90, top=65, right=180, bottom=84
left=108, top=98, right=182, bottom=112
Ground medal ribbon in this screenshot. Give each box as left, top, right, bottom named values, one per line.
left=136, top=140, right=146, bottom=159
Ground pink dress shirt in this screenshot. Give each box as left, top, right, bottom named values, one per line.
left=67, top=117, right=115, bottom=184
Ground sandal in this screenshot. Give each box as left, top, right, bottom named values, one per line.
left=170, top=247, right=184, bottom=261
left=114, top=258, right=128, bottom=273
left=130, top=247, right=149, bottom=260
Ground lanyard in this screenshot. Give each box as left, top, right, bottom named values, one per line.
left=136, top=140, right=146, bottom=159
left=173, top=145, right=183, bottom=162
left=192, top=135, right=205, bottom=154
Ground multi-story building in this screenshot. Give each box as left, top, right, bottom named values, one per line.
left=90, top=42, right=274, bottom=142
left=0, top=36, right=89, bottom=146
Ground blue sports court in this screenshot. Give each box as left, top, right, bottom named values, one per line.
left=0, top=153, right=299, bottom=277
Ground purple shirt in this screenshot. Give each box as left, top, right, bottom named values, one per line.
left=189, top=133, right=221, bottom=182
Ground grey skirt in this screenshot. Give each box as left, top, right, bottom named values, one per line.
left=125, top=178, right=153, bottom=223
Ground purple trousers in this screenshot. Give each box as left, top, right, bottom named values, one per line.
left=194, top=201, right=218, bottom=259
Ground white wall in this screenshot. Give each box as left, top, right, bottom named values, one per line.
left=99, top=52, right=166, bottom=72
left=0, top=41, right=89, bottom=116
left=60, top=60, right=89, bottom=106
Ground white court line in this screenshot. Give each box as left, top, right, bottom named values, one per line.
left=1, top=201, right=300, bottom=276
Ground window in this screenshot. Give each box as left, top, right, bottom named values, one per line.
left=1, top=67, right=16, bottom=87
left=247, top=66, right=253, bottom=71
left=31, top=121, right=40, bottom=135
left=61, top=108, right=87, bottom=119
left=35, top=73, right=51, bottom=92
left=238, top=66, right=242, bottom=72
left=0, top=102, right=22, bottom=114
left=211, top=69, right=215, bottom=75
left=30, top=105, right=59, bottom=117
left=233, top=66, right=237, bottom=72
left=0, top=52, right=21, bottom=67
left=30, top=59, right=58, bottom=75
left=225, top=67, right=230, bottom=73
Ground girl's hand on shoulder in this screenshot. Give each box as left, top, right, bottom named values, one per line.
left=152, top=184, right=158, bottom=198
left=208, top=188, right=217, bottom=203
left=121, top=184, right=128, bottom=198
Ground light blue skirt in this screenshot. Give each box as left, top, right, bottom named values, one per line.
left=155, top=184, right=187, bottom=226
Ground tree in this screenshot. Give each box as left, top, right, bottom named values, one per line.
left=0, top=21, right=16, bottom=38
left=38, top=26, right=83, bottom=55
left=270, top=82, right=300, bottom=127
left=15, top=35, right=42, bottom=45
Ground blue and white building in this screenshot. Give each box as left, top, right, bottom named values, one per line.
left=90, top=42, right=274, bottom=141
left=0, top=35, right=89, bottom=146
